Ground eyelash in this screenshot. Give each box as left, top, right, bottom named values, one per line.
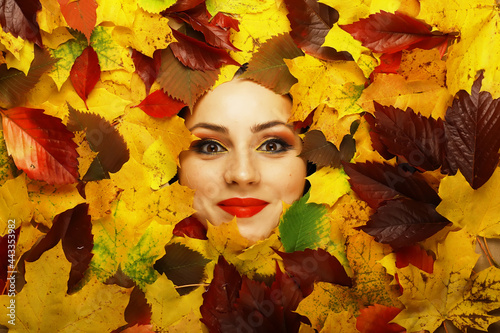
left=191, top=138, right=292, bottom=155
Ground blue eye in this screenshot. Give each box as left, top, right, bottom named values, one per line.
left=192, top=140, right=227, bottom=154
left=257, top=138, right=292, bottom=153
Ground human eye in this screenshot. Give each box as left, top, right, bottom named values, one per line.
left=191, top=139, right=227, bottom=155
left=256, top=138, right=292, bottom=153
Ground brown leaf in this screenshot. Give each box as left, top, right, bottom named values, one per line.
left=0, top=0, right=42, bottom=46
left=131, top=49, right=161, bottom=94
left=299, top=129, right=340, bottom=168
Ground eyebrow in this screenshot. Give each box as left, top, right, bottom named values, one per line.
left=189, top=121, right=290, bottom=133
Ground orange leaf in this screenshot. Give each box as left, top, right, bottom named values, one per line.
left=133, top=89, right=187, bottom=118
left=1, top=107, right=79, bottom=185
left=58, top=0, right=97, bottom=42
left=70, top=45, right=101, bottom=109
left=356, top=304, right=405, bottom=333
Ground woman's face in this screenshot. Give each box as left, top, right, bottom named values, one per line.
left=179, top=79, right=307, bottom=242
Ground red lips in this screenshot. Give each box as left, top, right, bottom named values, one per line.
left=217, top=198, right=269, bottom=218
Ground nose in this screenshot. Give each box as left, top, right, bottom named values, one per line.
left=223, top=150, right=260, bottom=186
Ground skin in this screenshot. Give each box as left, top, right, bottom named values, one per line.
left=178, top=79, right=307, bottom=242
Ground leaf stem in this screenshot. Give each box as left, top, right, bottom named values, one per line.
left=477, top=237, right=494, bottom=267
left=174, top=283, right=209, bottom=289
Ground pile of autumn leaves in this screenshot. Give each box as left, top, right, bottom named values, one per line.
left=0, top=0, right=500, bottom=332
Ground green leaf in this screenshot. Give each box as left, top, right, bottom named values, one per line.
left=241, top=33, right=304, bottom=95
left=279, top=192, right=330, bottom=252
left=138, top=0, right=176, bottom=13
left=154, top=242, right=211, bottom=295
left=90, top=26, right=135, bottom=72
left=49, top=32, right=88, bottom=89
left=157, top=48, right=220, bottom=110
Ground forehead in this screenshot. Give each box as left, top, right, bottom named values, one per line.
left=185, top=79, right=292, bottom=128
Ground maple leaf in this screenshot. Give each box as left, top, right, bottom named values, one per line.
left=444, top=71, right=500, bottom=189
left=0, top=46, right=57, bottom=108
left=1, top=107, right=79, bottom=185
left=70, top=45, right=101, bottom=109
left=359, top=198, right=449, bottom=248
left=306, top=166, right=351, bottom=207
left=395, top=244, right=434, bottom=273
left=133, top=89, right=187, bottom=118
left=153, top=242, right=211, bottom=295
left=277, top=248, right=352, bottom=297
left=356, top=304, right=404, bottom=333
left=0, top=0, right=43, bottom=46
left=58, top=0, right=97, bottom=42
left=157, top=47, right=219, bottom=109
left=22, top=203, right=93, bottom=293
left=173, top=2, right=240, bottom=51
left=279, top=192, right=330, bottom=253
left=67, top=106, right=129, bottom=181
left=0, top=243, right=130, bottom=331
left=169, top=29, right=240, bottom=71
left=342, top=161, right=441, bottom=209
left=368, top=102, right=446, bottom=172
left=284, top=0, right=352, bottom=61
left=131, top=49, right=161, bottom=94
left=240, top=33, right=303, bottom=95
left=340, top=11, right=451, bottom=54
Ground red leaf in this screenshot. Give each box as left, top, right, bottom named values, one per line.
left=340, top=11, right=450, bottom=54
left=170, top=29, right=240, bottom=71
left=174, top=3, right=240, bottom=51
left=162, top=0, right=204, bottom=13
left=157, top=47, right=219, bottom=109
left=212, top=12, right=240, bottom=32
left=276, top=248, right=352, bottom=297
left=133, top=89, right=186, bottom=118
left=395, top=245, right=434, bottom=273
left=364, top=112, right=395, bottom=160
left=356, top=304, right=405, bottom=333
left=0, top=0, right=42, bottom=46
left=359, top=198, right=449, bottom=248
left=372, top=52, right=402, bottom=75
left=369, top=103, right=446, bottom=172
left=58, top=0, right=97, bottom=42
left=1, top=107, right=79, bottom=185
left=342, top=161, right=441, bottom=209
left=444, top=72, right=500, bottom=189
left=284, top=0, right=352, bottom=61
left=67, top=106, right=129, bottom=181
left=172, top=216, right=207, bottom=240
left=0, top=226, right=19, bottom=295
left=24, top=203, right=93, bottom=293
left=131, top=49, right=161, bottom=94
left=124, top=286, right=152, bottom=326
left=70, top=46, right=100, bottom=109
left=200, top=256, right=242, bottom=332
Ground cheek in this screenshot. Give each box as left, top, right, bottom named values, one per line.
left=179, top=153, right=222, bottom=199
left=267, top=157, right=307, bottom=203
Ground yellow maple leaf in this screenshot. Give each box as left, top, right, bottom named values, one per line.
left=0, top=243, right=130, bottom=332
left=351, top=117, right=389, bottom=164
left=96, top=0, right=138, bottom=27
left=320, top=310, right=358, bottom=333
left=230, top=4, right=291, bottom=64
left=142, top=138, right=177, bottom=190
left=206, top=0, right=274, bottom=16
left=0, top=30, right=26, bottom=61
left=27, top=181, right=85, bottom=227
left=358, top=73, right=451, bottom=119
left=166, top=309, right=206, bottom=333
left=398, top=49, right=447, bottom=86
left=307, top=166, right=351, bottom=207
left=112, top=7, right=174, bottom=58
left=308, top=104, right=359, bottom=147
left=152, top=182, right=196, bottom=225
left=323, top=24, right=367, bottom=62
left=206, top=217, right=249, bottom=260
left=321, top=0, right=401, bottom=25
left=5, top=41, right=34, bottom=75
left=437, top=169, right=500, bottom=238
left=286, top=55, right=365, bottom=122
left=0, top=175, right=33, bottom=233
left=145, top=274, right=205, bottom=330
left=38, top=0, right=68, bottom=34
left=392, top=229, right=498, bottom=332
left=236, top=233, right=283, bottom=278
left=85, top=179, right=119, bottom=220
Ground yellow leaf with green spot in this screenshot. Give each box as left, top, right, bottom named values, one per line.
left=0, top=243, right=130, bottom=331
left=145, top=274, right=205, bottom=329
left=142, top=138, right=177, bottom=190
left=286, top=55, right=365, bottom=122
left=91, top=26, right=135, bottom=72
left=437, top=169, right=500, bottom=238
left=123, top=219, right=174, bottom=288
left=307, top=167, right=351, bottom=207
left=49, top=33, right=87, bottom=89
